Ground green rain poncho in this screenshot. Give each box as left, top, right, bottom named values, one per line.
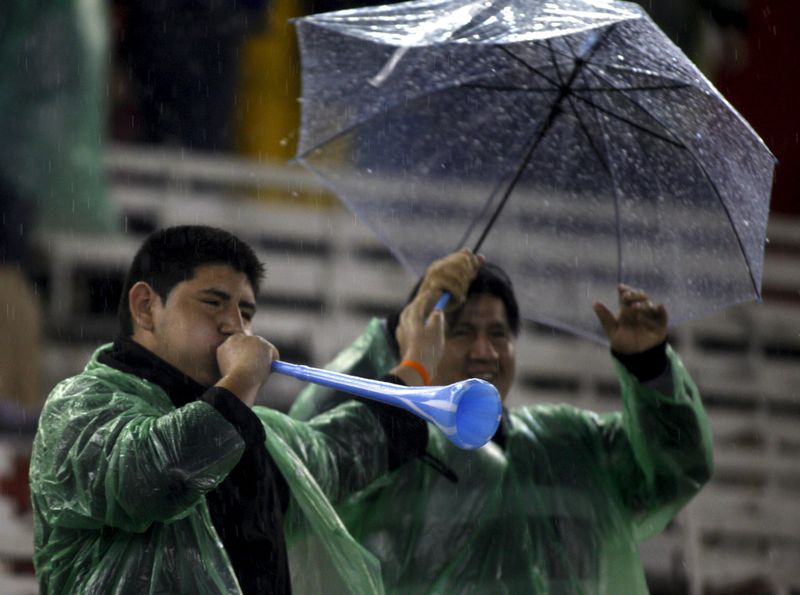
left=290, top=318, right=714, bottom=594
left=29, top=345, right=391, bottom=594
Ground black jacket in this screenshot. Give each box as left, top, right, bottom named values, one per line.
left=99, top=337, right=291, bottom=595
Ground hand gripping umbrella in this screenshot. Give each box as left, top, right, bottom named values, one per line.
left=293, top=0, right=775, bottom=341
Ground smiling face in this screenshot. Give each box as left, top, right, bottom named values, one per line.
left=432, top=293, right=516, bottom=401
left=132, top=263, right=257, bottom=386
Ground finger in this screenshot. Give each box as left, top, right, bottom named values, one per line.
left=449, top=249, right=479, bottom=275
left=628, top=299, right=656, bottom=312
left=632, top=300, right=664, bottom=318
left=410, top=289, right=439, bottom=321
left=434, top=271, right=476, bottom=304
left=618, top=283, right=645, bottom=294
left=634, top=309, right=664, bottom=327
left=631, top=303, right=668, bottom=332
left=419, top=288, right=441, bottom=313
left=620, top=288, right=649, bottom=306
left=427, top=259, right=472, bottom=286
left=397, top=300, right=416, bottom=329
left=620, top=294, right=650, bottom=313
left=426, top=307, right=445, bottom=335
left=466, top=249, right=482, bottom=269
left=651, top=303, right=668, bottom=327
left=442, top=249, right=474, bottom=271
left=436, top=270, right=470, bottom=295
left=592, top=302, right=617, bottom=338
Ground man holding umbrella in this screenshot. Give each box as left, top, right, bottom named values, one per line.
left=291, top=248, right=713, bottom=594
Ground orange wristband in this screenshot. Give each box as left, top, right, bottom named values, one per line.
left=399, top=359, right=431, bottom=386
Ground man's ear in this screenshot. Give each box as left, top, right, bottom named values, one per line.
left=128, top=281, right=160, bottom=333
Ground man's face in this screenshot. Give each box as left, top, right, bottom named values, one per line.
left=144, top=264, right=257, bottom=386
left=432, top=293, right=516, bottom=401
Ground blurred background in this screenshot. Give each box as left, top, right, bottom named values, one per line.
left=1, top=0, right=798, bottom=593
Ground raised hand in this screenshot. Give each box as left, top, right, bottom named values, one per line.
left=417, top=249, right=483, bottom=306
left=592, top=284, right=668, bottom=354
left=393, top=289, right=445, bottom=386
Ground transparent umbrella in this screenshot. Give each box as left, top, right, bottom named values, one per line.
left=294, top=0, right=775, bottom=341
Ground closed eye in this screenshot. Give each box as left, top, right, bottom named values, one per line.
left=449, top=326, right=473, bottom=338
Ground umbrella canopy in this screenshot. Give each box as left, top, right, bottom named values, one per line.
left=294, top=0, right=775, bottom=341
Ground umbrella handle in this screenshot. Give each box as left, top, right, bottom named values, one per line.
left=271, top=360, right=500, bottom=450
left=434, top=292, right=451, bottom=311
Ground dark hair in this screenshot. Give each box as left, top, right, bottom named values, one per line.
left=118, top=225, right=265, bottom=336
left=454, top=262, right=520, bottom=336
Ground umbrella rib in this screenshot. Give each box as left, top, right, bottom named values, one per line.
left=470, top=118, right=551, bottom=252
left=563, top=35, right=581, bottom=62
left=585, top=70, right=762, bottom=296
left=298, top=43, right=594, bottom=160
left=565, top=94, right=611, bottom=175
left=454, top=159, right=522, bottom=251
left=496, top=46, right=561, bottom=87
left=529, top=25, right=691, bottom=93
left=583, top=61, right=696, bottom=90
left=533, top=24, right=614, bottom=66
left=531, top=38, right=577, bottom=61
left=571, top=94, right=686, bottom=149
left=468, top=34, right=606, bottom=252
left=461, top=82, right=688, bottom=95
left=545, top=39, right=566, bottom=86
left=460, top=83, right=556, bottom=93
left=583, top=89, right=625, bottom=286
left=296, top=77, right=502, bottom=159
left=580, top=67, right=692, bottom=148
left=576, top=83, right=693, bottom=93
left=466, top=29, right=620, bottom=251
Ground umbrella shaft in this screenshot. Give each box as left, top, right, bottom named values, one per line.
left=473, top=33, right=602, bottom=252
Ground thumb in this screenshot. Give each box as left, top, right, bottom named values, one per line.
left=592, top=302, right=617, bottom=339
left=269, top=344, right=281, bottom=364
left=420, top=288, right=441, bottom=313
